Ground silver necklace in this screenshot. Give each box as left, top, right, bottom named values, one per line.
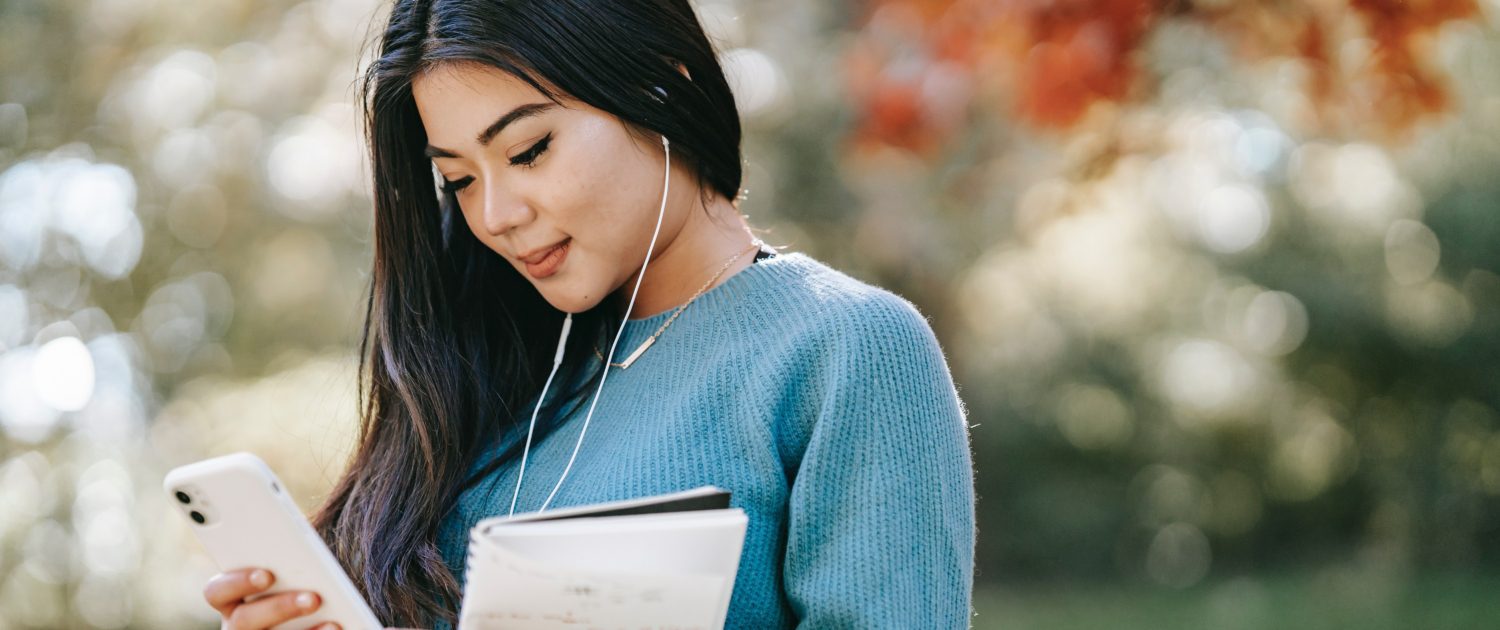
left=593, top=240, right=763, bottom=369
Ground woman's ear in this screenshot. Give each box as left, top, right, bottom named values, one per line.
left=649, top=60, right=692, bottom=104
left=669, top=59, right=692, bottom=82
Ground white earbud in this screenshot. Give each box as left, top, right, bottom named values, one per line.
left=509, top=135, right=672, bottom=517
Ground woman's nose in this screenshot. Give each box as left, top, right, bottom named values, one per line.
left=480, top=181, right=534, bottom=236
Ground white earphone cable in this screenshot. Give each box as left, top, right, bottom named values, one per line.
left=507, top=311, right=571, bottom=517
left=507, top=135, right=673, bottom=517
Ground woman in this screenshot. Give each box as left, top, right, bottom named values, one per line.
left=201, top=0, right=975, bottom=628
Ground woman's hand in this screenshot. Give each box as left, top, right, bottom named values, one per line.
left=203, top=567, right=339, bottom=630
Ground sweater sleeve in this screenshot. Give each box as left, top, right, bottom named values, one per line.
left=781, top=291, right=976, bottom=629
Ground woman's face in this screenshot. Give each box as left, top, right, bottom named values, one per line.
left=412, top=62, right=691, bottom=314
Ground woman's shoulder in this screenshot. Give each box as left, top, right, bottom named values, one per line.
left=750, top=252, right=966, bottom=445
left=741, top=251, right=940, bottom=351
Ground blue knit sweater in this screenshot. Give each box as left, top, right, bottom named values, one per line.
left=432, top=250, right=975, bottom=629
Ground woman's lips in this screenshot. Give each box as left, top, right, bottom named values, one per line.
left=524, top=238, right=570, bottom=279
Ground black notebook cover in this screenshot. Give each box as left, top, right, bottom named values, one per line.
left=511, top=488, right=732, bottom=524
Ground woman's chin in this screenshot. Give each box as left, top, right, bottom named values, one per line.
left=538, top=286, right=603, bottom=315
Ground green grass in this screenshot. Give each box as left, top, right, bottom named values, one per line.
left=973, top=572, right=1500, bottom=629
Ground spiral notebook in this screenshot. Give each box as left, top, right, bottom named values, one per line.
left=456, top=486, right=747, bottom=630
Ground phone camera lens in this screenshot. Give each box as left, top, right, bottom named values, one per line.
left=190, top=511, right=206, bottom=524
left=175, top=491, right=191, bottom=504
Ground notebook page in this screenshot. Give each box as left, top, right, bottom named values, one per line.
left=458, top=534, right=726, bottom=629
left=476, top=509, right=747, bottom=575
left=458, top=509, right=747, bottom=629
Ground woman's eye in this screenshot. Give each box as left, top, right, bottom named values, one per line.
left=440, top=176, right=473, bottom=195
left=510, top=132, right=552, bottom=168
left=437, top=133, right=550, bottom=195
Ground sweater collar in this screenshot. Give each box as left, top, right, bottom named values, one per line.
left=619, top=250, right=799, bottom=330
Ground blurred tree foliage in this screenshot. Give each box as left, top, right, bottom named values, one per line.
left=838, top=0, right=1500, bottom=590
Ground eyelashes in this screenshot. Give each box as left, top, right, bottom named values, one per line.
left=439, top=132, right=553, bottom=195
left=439, top=176, right=471, bottom=195
left=512, top=132, right=552, bottom=168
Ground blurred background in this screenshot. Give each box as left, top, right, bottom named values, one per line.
left=2, top=0, right=1499, bottom=627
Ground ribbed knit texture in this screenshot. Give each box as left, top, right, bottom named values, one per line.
left=432, top=251, right=976, bottom=629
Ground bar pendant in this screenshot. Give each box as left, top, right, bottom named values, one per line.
left=618, top=336, right=655, bottom=369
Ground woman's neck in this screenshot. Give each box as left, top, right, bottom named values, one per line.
left=617, top=194, right=757, bottom=321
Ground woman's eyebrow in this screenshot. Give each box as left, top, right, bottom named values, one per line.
left=425, top=102, right=556, bottom=158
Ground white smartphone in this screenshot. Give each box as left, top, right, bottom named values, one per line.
left=163, top=452, right=383, bottom=630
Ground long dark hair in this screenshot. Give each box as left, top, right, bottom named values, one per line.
left=309, top=0, right=744, bottom=626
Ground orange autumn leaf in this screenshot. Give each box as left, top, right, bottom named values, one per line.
left=844, top=0, right=1481, bottom=152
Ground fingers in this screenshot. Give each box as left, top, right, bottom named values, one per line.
left=204, top=569, right=336, bottom=630
left=204, top=568, right=274, bottom=617
left=226, top=590, right=322, bottom=629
